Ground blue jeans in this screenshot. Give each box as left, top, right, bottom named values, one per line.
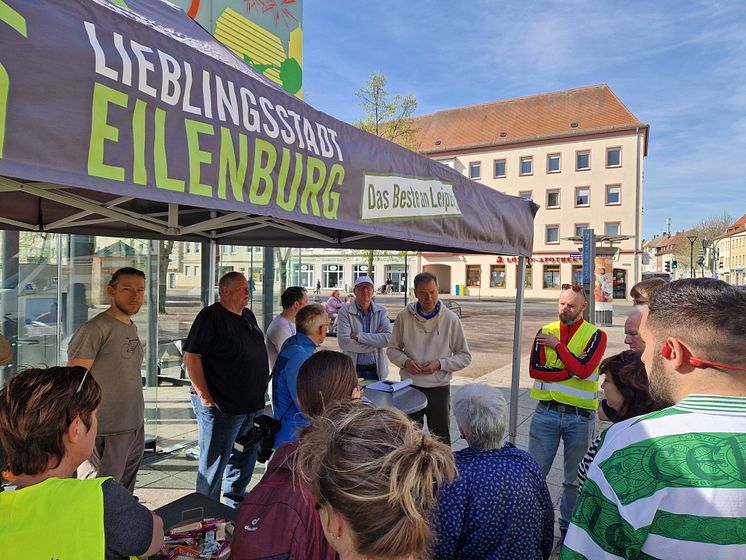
left=356, top=363, right=378, bottom=381
left=527, top=402, right=595, bottom=529
left=191, top=394, right=259, bottom=508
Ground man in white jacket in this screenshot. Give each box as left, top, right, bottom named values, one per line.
left=387, top=272, right=472, bottom=444
left=337, top=276, right=392, bottom=381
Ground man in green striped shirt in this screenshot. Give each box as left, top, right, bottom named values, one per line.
left=562, top=278, right=746, bottom=559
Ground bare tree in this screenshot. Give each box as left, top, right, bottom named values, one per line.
left=672, top=212, right=734, bottom=275
left=275, top=247, right=293, bottom=294
left=158, top=240, right=175, bottom=313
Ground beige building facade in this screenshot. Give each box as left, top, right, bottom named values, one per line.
left=414, top=85, right=648, bottom=299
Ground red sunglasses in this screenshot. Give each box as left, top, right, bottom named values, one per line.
left=660, top=343, right=746, bottom=372
left=561, top=283, right=583, bottom=292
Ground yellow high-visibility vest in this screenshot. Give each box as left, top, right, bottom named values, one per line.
left=0, top=477, right=118, bottom=560
left=530, top=320, right=600, bottom=410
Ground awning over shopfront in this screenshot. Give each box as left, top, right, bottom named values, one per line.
left=0, top=0, right=537, bottom=255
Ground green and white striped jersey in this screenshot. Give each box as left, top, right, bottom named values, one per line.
left=561, top=394, right=746, bottom=560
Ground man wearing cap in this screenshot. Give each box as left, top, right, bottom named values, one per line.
left=337, top=276, right=392, bottom=381
left=528, top=283, right=607, bottom=539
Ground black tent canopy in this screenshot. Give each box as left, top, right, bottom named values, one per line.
left=0, top=0, right=537, bottom=440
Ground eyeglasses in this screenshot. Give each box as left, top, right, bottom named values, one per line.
left=66, top=367, right=90, bottom=425
left=561, top=284, right=583, bottom=293
left=75, top=368, right=90, bottom=394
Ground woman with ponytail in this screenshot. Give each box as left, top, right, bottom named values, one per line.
left=295, top=401, right=456, bottom=560
left=432, top=383, right=554, bottom=560
left=232, top=350, right=361, bottom=559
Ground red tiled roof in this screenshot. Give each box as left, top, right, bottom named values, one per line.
left=724, top=214, right=746, bottom=234
left=412, top=84, right=648, bottom=155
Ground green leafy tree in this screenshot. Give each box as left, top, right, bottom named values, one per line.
left=355, top=73, right=419, bottom=150
left=352, top=74, right=420, bottom=271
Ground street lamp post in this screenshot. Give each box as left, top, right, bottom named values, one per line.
left=687, top=235, right=698, bottom=278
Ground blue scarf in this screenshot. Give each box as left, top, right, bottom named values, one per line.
left=416, top=301, right=441, bottom=320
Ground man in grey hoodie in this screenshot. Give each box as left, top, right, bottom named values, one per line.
left=388, top=272, right=472, bottom=444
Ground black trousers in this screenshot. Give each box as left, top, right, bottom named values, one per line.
left=408, top=384, right=452, bottom=445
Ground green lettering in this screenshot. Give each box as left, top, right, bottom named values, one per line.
left=276, top=148, right=302, bottom=212
left=249, top=138, right=276, bottom=205
left=185, top=119, right=214, bottom=197
left=154, top=107, right=185, bottom=192
left=0, top=1, right=28, bottom=37
left=217, top=127, right=247, bottom=201
left=300, top=157, right=326, bottom=216
left=323, top=164, right=344, bottom=219
left=132, top=98, right=147, bottom=185
left=88, top=82, right=127, bottom=181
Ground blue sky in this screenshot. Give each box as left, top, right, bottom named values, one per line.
left=303, top=1, right=746, bottom=240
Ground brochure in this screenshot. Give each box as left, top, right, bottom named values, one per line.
left=365, top=378, right=413, bottom=393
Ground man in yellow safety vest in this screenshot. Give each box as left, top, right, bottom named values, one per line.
left=527, top=284, right=607, bottom=540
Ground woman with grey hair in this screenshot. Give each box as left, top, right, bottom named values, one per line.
left=432, top=383, right=554, bottom=560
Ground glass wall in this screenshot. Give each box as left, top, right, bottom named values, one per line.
left=0, top=230, right=297, bottom=453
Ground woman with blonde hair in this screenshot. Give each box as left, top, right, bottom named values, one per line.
left=232, top=350, right=360, bottom=559
left=296, top=401, right=456, bottom=560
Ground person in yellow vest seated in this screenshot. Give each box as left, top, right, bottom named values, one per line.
left=0, top=366, right=164, bottom=559
left=527, top=283, right=607, bottom=542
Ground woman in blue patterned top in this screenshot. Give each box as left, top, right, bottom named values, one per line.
left=432, top=383, right=554, bottom=560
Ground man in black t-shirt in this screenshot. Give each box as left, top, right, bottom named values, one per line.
left=183, top=272, right=269, bottom=508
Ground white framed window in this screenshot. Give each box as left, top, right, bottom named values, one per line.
left=575, top=186, right=590, bottom=207
left=576, top=150, right=590, bottom=170
left=605, top=222, right=621, bottom=236
left=184, top=266, right=190, bottom=276
left=352, top=264, right=374, bottom=284
left=606, top=147, right=622, bottom=168
left=469, top=162, right=481, bottom=179
left=546, top=224, right=560, bottom=244
left=547, top=153, right=561, bottom=173
left=519, top=190, right=533, bottom=201
left=494, top=159, right=506, bottom=178
left=194, top=265, right=200, bottom=276
left=520, top=156, right=533, bottom=176
left=323, top=264, right=344, bottom=289
left=606, top=184, right=621, bottom=205
left=194, top=243, right=200, bottom=254
left=185, top=243, right=191, bottom=254
left=546, top=189, right=560, bottom=209
left=575, top=223, right=589, bottom=237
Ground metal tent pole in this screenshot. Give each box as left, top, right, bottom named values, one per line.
left=508, top=255, right=526, bottom=445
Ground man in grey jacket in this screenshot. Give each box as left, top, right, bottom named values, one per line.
left=387, top=272, right=472, bottom=444
left=337, top=276, right=392, bottom=381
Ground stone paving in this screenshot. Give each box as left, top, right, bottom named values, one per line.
left=135, top=296, right=632, bottom=557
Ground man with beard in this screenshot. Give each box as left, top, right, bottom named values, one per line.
left=562, top=279, right=746, bottom=559
left=528, top=284, right=607, bottom=539
left=68, top=267, right=146, bottom=492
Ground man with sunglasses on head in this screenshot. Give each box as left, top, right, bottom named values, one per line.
left=183, top=272, right=270, bottom=508
left=562, top=278, right=746, bottom=559
left=528, top=282, right=607, bottom=541
left=0, top=366, right=164, bottom=558
left=68, top=267, right=146, bottom=493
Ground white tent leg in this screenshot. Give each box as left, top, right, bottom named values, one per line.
left=508, top=256, right=526, bottom=445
